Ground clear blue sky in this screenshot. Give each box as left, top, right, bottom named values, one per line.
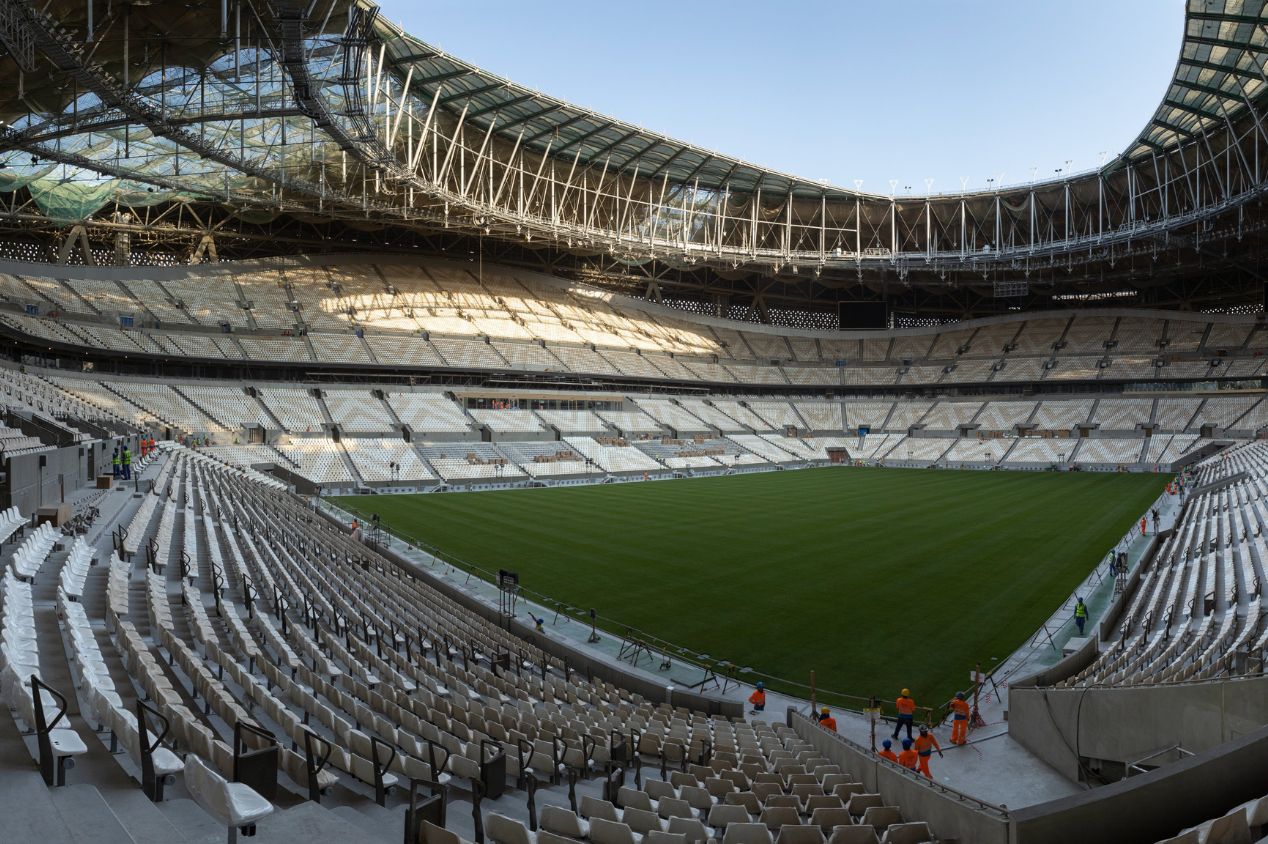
left=376, top=1, right=1184, bottom=193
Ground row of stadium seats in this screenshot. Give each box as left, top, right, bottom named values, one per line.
left=1066, top=441, right=1268, bottom=688
left=0, top=444, right=963, bottom=843
left=3, top=367, right=1262, bottom=441
left=5, top=264, right=1268, bottom=390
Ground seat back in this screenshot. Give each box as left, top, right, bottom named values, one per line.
left=646, top=833, right=687, bottom=844
left=859, top=806, right=903, bottom=832
left=809, top=808, right=853, bottom=832
left=708, top=803, right=751, bottom=829
left=540, top=805, right=586, bottom=838
left=826, top=828, right=880, bottom=844
left=878, top=822, right=932, bottom=844
left=486, top=813, right=534, bottom=844
left=590, top=818, right=638, bottom=844
left=759, top=806, right=801, bottom=829
left=185, top=756, right=233, bottom=828
left=776, top=826, right=826, bottom=844
left=1203, top=809, right=1252, bottom=844
left=581, top=795, right=622, bottom=822
left=722, top=822, right=774, bottom=844
left=668, top=816, right=711, bottom=844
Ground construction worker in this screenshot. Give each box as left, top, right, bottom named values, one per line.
left=121, top=446, right=132, bottom=480
left=913, top=725, right=943, bottom=779
left=747, top=682, right=766, bottom=715
left=876, top=739, right=898, bottom=764
left=949, top=692, right=971, bottom=745
left=896, top=738, right=919, bottom=772
left=892, top=688, right=916, bottom=741
left=111, top=448, right=120, bottom=479
left=1074, top=597, right=1089, bottom=635
left=1140, top=516, right=1147, bottom=536
left=817, top=707, right=837, bottom=732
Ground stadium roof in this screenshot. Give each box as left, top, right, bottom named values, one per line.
left=0, top=0, right=1265, bottom=315
left=374, top=1, right=1268, bottom=198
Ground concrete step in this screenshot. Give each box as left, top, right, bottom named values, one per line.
left=0, top=770, right=80, bottom=841
left=48, top=783, right=142, bottom=844
left=333, top=800, right=405, bottom=841
left=257, top=799, right=395, bottom=843
left=100, top=787, right=194, bottom=843
left=156, top=797, right=224, bottom=842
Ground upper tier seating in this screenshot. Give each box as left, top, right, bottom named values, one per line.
left=0, top=261, right=1262, bottom=393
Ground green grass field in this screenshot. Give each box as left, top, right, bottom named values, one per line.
left=331, top=467, right=1162, bottom=707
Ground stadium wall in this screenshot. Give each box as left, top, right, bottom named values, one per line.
left=1007, top=724, right=1268, bottom=844
left=1008, top=675, right=1268, bottom=781
left=3, top=442, right=94, bottom=515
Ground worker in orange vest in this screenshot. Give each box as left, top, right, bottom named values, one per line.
left=892, top=688, right=916, bottom=741
left=949, top=692, right=971, bottom=745
left=817, top=707, right=837, bottom=732
left=913, top=725, right=943, bottom=779
left=876, top=739, right=898, bottom=763
left=896, top=738, right=919, bottom=771
left=747, top=682, right=766, bottom=715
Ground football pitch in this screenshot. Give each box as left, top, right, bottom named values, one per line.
left=331, top=467, right=1162, bottom=707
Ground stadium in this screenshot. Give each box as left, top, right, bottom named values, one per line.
left=0, top=0, right=1263, bottom=842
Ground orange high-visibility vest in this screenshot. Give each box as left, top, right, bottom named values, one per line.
left=951, top=699, right=970, bottom=719
left=896, top=696, right=916, bottom=715
left=897, top=749, right=918, bottom=769
left=877, top=749, right=898, bottom=763
left=914, top=734, right=941, bottom=756
left=748, top=690, right=766, bottom=707
left=819, top=717, right=837, bottom=732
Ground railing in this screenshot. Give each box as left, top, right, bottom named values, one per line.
left=1125, top=743, right=1195, bottom=779
left=137, top=699, right=172, bottom=801
left=232, top=721, right=279, bottom=803
left=30, top=675, right=74, bottom=787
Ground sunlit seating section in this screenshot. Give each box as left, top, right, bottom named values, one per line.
left=565, top=436, right=663, bottom=473
left=709, top=400, right=775, bottom=431
left=45, top=376, right=161, bottom=425
left=634, top=399, right=711, bottom=434
left=469, top=409, right=546, bottom=434
left=256, top=386, right=326, bottom=432
left=386, top=392, right=473, bottom=435
left=790, top=401, right=843, bottom=432
left=111, top=382, right=225, bottom=434
left=364, top=333, right=448, bottom=367
left=1030, top=400, right=1094, bottom=430
left=596, top=409, right=663, bottom=434
left=342, top=438, right=435, bottom=482
left=974, top=401, right=1036, bottom=431
left=325, top=389, right=393, bottom=432
left=885, top=402, right=934, bottom=432
left=671, top=399, right=743, bottom=432
left=310, top=332, right=375, bottom=364
left=1004, top=437, right=1072, bottom=466
left=235, top=335, right=313, bottom=362
left=1074, top=438, right=1145, bottom=465
left=746, top=400, right=807, bottom=430
left=1193, top=397, right=1263, bottom=432
left=1092, top=399, right=1153, bottom=431
left=182, top=385, right=274, bottom=430
left=842, top=402, right=894, bottom=431
left=535, top=409, right=608, bottom=433
left=276, top=437, right=355, bottom=484
left=945, top=438, right=1005, bottom=464
left=919, top=401, right=982, bottom=431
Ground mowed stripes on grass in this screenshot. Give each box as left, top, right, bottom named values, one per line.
left=331, top=467, right=1162, bottom=705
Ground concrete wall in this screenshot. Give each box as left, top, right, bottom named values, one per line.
left=4, top=442, right=92, bottom=516
left=788, top=712, right=1010, bottom=844
left=1009, top=675, right=1268, bottom=783
left=1010, top=725, right=1268, bottom=844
